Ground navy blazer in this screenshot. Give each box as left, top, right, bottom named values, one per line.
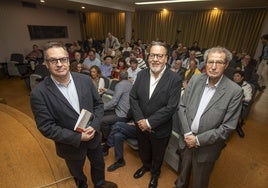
left=30, top=72, right=104, bottom=160
left=130, top=67, right=182, bottom=138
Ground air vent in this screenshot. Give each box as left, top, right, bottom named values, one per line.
left=21, top=1, right=37, bottom=8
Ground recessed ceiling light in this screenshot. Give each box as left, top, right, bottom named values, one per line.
left=40, top=0, right=45, bottom=3
left=135, top=0, right=210, bottom=5
left=81, top=6, right=85, bottom=9
left=214, top=7, right=218, bottom=10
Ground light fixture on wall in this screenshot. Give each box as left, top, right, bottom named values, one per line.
left=135, top=0, right=211, bottom=5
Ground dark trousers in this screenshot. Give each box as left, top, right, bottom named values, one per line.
left=101, top=110, right=128, bottom=139
left=175, top=147, right=215, bottom=188
left=65, top=143, right=105, bottom=188
left=106, top=122, right=137, bottom=160
left=137, top=129, right=170, bottom=177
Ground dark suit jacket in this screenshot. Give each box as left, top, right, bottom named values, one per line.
left=130, top=66, right=182, bottom=138
left=30, top=72, right=104, bottom=160
left=178, top=73, right=243, bottom=162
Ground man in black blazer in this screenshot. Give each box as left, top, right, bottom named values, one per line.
left=30, top=42, right=117, bottom=188
left=130, top=41, right=182, bottom=188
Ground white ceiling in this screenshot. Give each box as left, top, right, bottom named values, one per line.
left=18, top=0, right=268, bottom=12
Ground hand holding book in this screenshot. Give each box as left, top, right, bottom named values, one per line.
left=74, top=109, right=94, bottom=133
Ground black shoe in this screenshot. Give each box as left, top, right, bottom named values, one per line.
left=133, top=166, right=150, bottom=179
left=107, top=159, right=126, bottom=172
left=236, top=126, right=245, bottom=138
left=148, top=176, right=158, bottom=188
left=102, top=144, right=110, bottom=156
left=95, top=181, right=118, bottom=188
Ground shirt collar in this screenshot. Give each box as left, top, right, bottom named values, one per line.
left=51, top=72, right=72, bottom=86
left=206, top=75, right=223, bottom=88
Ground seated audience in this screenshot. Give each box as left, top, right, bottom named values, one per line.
left=183, top=59, right=201, bottom=88
left=112, top=58, right=128, bottom=79
left=168, top=50, right=179, bottom=67
left=99, top=71, right=132, bottom=140
left=102, top=121, right=137, bottom=171
left=83, top=49, right=101, bottom=73
left=126, top=50, right=147, bottom=69
left=89, top=65, right=105, bottom=94
left=189, top=41, right=201, bottom=52
left=70, top=61, right=83, bottom=73
left=182, top=50, right=199, bottom=69
left=26, top=44, right=44, bottom=70
left=233, top=70, right=253, bottom=138
left=127, top=59, right=141, bottom=84
left=170, top=59, right=186, bottom=80
left=122, top=42, right=132, bottom=53
left=100, top=56, right=114, bottom=78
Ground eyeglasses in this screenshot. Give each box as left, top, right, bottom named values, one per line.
left=206, top=60, right=227, bottom=66
left=46, top=57, right=69, bottom=65
left=148, top=53, right=166, bottom=59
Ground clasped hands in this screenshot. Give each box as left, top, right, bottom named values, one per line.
left=184, top=134, right=198, bottom=148
left=137, top=119, right=151, bottom=132
left=81, top=126, right=96, bottom=141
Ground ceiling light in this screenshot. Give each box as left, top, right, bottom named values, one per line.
left=135, top=0, right=211, bottom=5
left=40, top=0, right=45, bottom=3
left=81, top=6, right=85, bottom=9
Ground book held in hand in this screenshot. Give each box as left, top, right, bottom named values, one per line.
left=74, top=109, right=94, bottom=133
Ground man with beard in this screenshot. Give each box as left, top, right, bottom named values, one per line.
left=130, top=41, right=182, bottom=188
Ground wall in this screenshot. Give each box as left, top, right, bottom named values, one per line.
left=0, top=1, right=81, bottom=60
left=254, top=13, right=268, bottom=59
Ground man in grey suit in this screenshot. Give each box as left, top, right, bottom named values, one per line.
left=30, top=42, right=117, bottom=188
left=130, top=41, right=182, bottom=188
left=175, top=47, right=243, bottom=188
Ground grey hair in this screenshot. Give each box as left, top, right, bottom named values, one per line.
left=149, top=41, right=168, bottom=54
left=119, top=70, right=128, bottom=80
left=203, top=46, right=232, bottom=63
left=43, top=41, right=68, bottom=60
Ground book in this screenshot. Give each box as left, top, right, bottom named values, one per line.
left=74, top=109, right=94, bottom=133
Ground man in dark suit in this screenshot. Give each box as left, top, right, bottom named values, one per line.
left=30, top=42, right=117, bottom=188
left=130, top=41, right=182, bottom=188
left=174, top=47, right=243, bottom=188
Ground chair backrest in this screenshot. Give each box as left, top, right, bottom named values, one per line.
left=30, top=74, right=42, bottom=91
left=10, top=53, right=24, bottom=64
left=109, top=79, right=119, bottom=91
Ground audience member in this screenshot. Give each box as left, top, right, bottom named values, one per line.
left=127, top=59, right=141, bottom=84
left=122, top=42, right=132, bottom=53
left=170, top=59, right=186, bottom=80
left=257, top=34, right=268, bottom=92
left=182, top=50, right=199, bottom=69
left=30, top=41, right=117, bottom=188
left=126, top=50, right=147, bottom=69
left=102, top=121, right=137, bottom=172
left=168, top=50, right=179, bottom=67
left=130, top=41, right=182, bottom=188
left=89, top=65, right=105, bottom=94
left=174, top=46, right=243, bottom=188
left=100, top=56, right=114, bottom=78
left=105, top=32, right=120, bottom=53
left=99, top=70, right=132, bottom=140
left=178, top=46, right=189, bottom=62
left=189, top=41, right=201, bottom=52
left=112, top=58, right=128, bottom=79
left=26, top=44, right=44, bottom=70
left=83, top=49, right=101, bottom=73
left=70, top=61, right=83, bottom=73
left=183, top=59, right=201, bottom=88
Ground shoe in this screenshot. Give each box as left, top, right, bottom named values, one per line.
left=236, top=126, right=245, bottom=138
left=102, top=144, right=110, bottom=156
left=95, top=181, right=118, bottom=188
left=148, top=176, right=158, bottom=188
left=107, top=159, right=126, bottom=172
left=133, top=166, right=150, bottom=179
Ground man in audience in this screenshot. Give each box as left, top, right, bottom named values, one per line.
left=174, top=46, right=243, bottom=188
left=26, top=44, right=44, bottom=70
left=233, top=70, right=253, bottom=137
left=183, top=59, right=201, bottom=88
left=102, top=120, right=137, bottom=172
left=30, top=41, right=117, bottom=188
left=182, top=50, right=199, bottom=69
left=168, top=50, right=179, bottom=67
left=100, top=70, right=132, bottom=140
left=127, top=59, right=141, bottom=84
left=100, top=56, right=114, bottom=78
left=105, top=32, right=120, bottom=53
left=126, top=50, right=147, bottom=69
left=170, top=59, right=186, bottom=80
left=82, top=49, right=101, bottom=73
left=130, top=41, right=182, bottom=188
left=257, top=34, right=268, bottom=92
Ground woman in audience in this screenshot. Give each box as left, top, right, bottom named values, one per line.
left=112, top=58, right=128, bottom=79
left=89, top=65, right=105, bottom=94
left=70, top=61, right=83, bottom=73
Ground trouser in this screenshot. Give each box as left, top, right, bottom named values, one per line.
left=64, top=143, right=105, bottom=188
left=257, top=59, right=268, bottom=87
left=106, top=121, right=137, bottom=160
left=101, top=110, right=128, bottom=139
left=175, top=147, right=215, bottom=188
left=137, top=129, right=170, bottom=178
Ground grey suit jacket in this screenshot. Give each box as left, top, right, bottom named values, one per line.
left=178, top=73, right=243, bottom=162
left=130, top=67, right=182, bottom=138
left=30, top=72, right=104, bottom=160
